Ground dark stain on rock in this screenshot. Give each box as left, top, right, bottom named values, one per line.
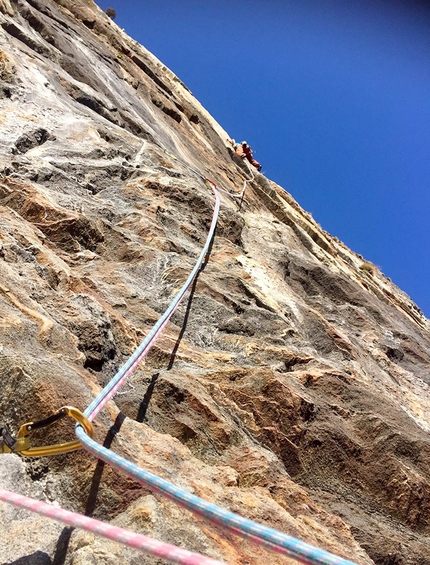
left=13, top=128, right=51, bottom=154
left=151, top=96, right=182, bottom=123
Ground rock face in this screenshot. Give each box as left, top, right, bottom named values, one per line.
left=0, top=1, right=430, bottom=564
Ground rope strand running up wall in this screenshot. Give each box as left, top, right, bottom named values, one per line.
left=75, top=154, right=359, bottom=565
left=0, top=488, right=227, bottom=565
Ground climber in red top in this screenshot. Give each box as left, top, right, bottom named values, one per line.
left=234, top=141, right=262, bottom=171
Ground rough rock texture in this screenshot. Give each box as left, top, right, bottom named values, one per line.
left=0, top=1, right=429, bottom=564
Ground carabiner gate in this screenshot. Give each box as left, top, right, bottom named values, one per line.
left=0, top=406, right=93, bottom=457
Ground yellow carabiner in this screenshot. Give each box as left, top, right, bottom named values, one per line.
left=15, top=406, right=93, bottom=457
left=0, top=432, right=30, bottom=454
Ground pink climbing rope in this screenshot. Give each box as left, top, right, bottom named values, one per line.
left=84, top=178, right=220, bottom=422
left=0, top=488, right=226, bottom=565
left=0, top=160, right=228, bottom=565
left=164, top=150, right=254, bottom=200
left=76, top=155, right=359, bottom=565
left=1, top=153, right=358, bottom=565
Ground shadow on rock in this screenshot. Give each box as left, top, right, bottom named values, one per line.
left=135, top=224, right=214, bottom=422
left=5, top=551, right=52, bottom=565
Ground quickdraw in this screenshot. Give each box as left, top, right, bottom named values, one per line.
left=0, top=151, right=359, bottom=565
left=74, top=153, right=359, bottom=565
left=0, top=406, right=93, bottom=457
left=164, top=149, right=253, bottom=200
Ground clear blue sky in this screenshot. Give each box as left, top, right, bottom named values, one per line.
left=96, top=0, right=430, bottom=318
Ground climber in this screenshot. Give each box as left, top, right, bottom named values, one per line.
left=234, top=140, right=262, bottom=171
